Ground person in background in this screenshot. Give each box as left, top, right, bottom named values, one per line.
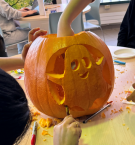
left=0, top=34, right=8, bottom=57
left=52, top=0, right=57, bottom=4
left=117, top=0, right=135, bottom=48
left=0, top=0, right=37, bottom=54
left=0, top=27, right=47, bottom=71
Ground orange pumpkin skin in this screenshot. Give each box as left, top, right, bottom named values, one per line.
left=24, top=31, right=114, bottom=118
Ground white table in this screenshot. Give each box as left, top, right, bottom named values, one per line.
left=18, top=4, right=91, bottom=33
left=10, top=46, right=135, bottom=145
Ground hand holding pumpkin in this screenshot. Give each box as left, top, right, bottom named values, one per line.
left=53, top=116, right=82, bottom=145
left=22, top=41, right=32, bottom=62
left=28, top=27, right=47, bottom=42
left=22, top=28, right=48, bottom=62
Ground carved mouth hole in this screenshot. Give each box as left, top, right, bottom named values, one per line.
left=48, top=80, right=65, bottom=104
left=71, top=106, right=84, bottom=111
left=56, top=84, right=64, bottom=99
left=79, top=72, right=89, bottom=79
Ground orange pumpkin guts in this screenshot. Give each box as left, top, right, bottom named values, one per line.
left=24, top=31, right=114, bottom=118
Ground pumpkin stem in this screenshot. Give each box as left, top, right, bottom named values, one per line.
left=57, top=0, right=94, bottom=37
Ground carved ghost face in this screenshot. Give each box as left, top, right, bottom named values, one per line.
left=46, top=44, right=108, bottom=111
left=25, top=31, right=114, bottom=118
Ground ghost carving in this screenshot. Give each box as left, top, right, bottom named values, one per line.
left=24, top=31, right=114, bottom=118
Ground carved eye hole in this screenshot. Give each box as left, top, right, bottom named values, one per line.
left=82, top=57, right=91, bottom=68
left=71, top=60, right=79, bottom=70
left=95, top=56, right=104, bottom=65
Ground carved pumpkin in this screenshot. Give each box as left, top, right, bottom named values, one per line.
left=24, top=31, right=114, bottom=118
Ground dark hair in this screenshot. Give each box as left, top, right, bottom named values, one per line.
left=0, top=35, right=8, bottom=57
left=0, top=69, right=32, bottom=145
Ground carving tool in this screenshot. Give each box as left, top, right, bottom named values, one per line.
left=83, top=103, right=111, bottom=124
left=65, top=106, right=70, bottom=115
left=31, top=121, right=37, bottom=145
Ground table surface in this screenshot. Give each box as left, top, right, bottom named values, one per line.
left=18, top=4, right=91, bottom=22
left=15, top=45, right=135, bottom=145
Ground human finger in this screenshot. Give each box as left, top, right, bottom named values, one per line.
left=23, top=7, right=30, bottom=11
left=69, top=121, right=81, bottom=128
left=33, top=30, right=47, bottom=40
left=127, top=97, right=135, bottom=102
left=126, top=90, right=135, bottom=102
left=55, top=115, right=72, bottom=126
left=74, top=128, right=82, bottom=139
left=77, top=128, right=82, bottom=138
left=25, top=8, right=30, bottom=11
left=32, top=10, right=37, bottom=13
left=62, top=116, right=76, bottom=126
left=126, top=95, right=132, bottom=101
left=28, top=27, right=40, bottom=42
left=22, top=41, right=32, bottom=62
left=69, top=127, right=82, bottom=139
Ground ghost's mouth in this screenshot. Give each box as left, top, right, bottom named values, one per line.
left=70, top=106, right=84, bottom=111
left=79, top=71, right=89, bottom=79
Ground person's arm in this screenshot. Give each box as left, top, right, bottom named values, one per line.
left=0, top=0, right=37, bottom=20
left=19, top=7, right=38, bottom=17
left=0, top=57, right=24, bottom=71
left=21, top=10, right=38, bottom=17
left=0, top=41, right=32, bottom=71
left=0, top=28, right=47, bottom=71
left=18, top=7, right=31, bottom=12
left=0, top=0, right=22, bottom=20
left=53, top=115, right=82, bottom=145
left=57, top=0, right=93, bottom=37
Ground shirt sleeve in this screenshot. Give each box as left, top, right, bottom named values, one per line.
left=117, top=0, right=132, bottom=47
left=0, top=0, right=22, bottom=20
left=117, top=11, right=128, bottom=47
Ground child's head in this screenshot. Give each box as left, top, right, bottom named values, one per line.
left=0, top=69, right=31, bottom=145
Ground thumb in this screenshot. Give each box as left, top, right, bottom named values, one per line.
left=22, top=41, right=32, bottom=62
left=126, top=95, right=132, bottom=101
left=126, top=90, right=135, bottom=102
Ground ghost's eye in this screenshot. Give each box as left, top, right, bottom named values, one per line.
left=71, top=60, right=79, bottom=70
left=82, top=57, right=91, bottom=68
left=96, top=56, right=104, bottom=65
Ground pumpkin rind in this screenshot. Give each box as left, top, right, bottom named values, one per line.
left=24, top=31, right=114, bottom=118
